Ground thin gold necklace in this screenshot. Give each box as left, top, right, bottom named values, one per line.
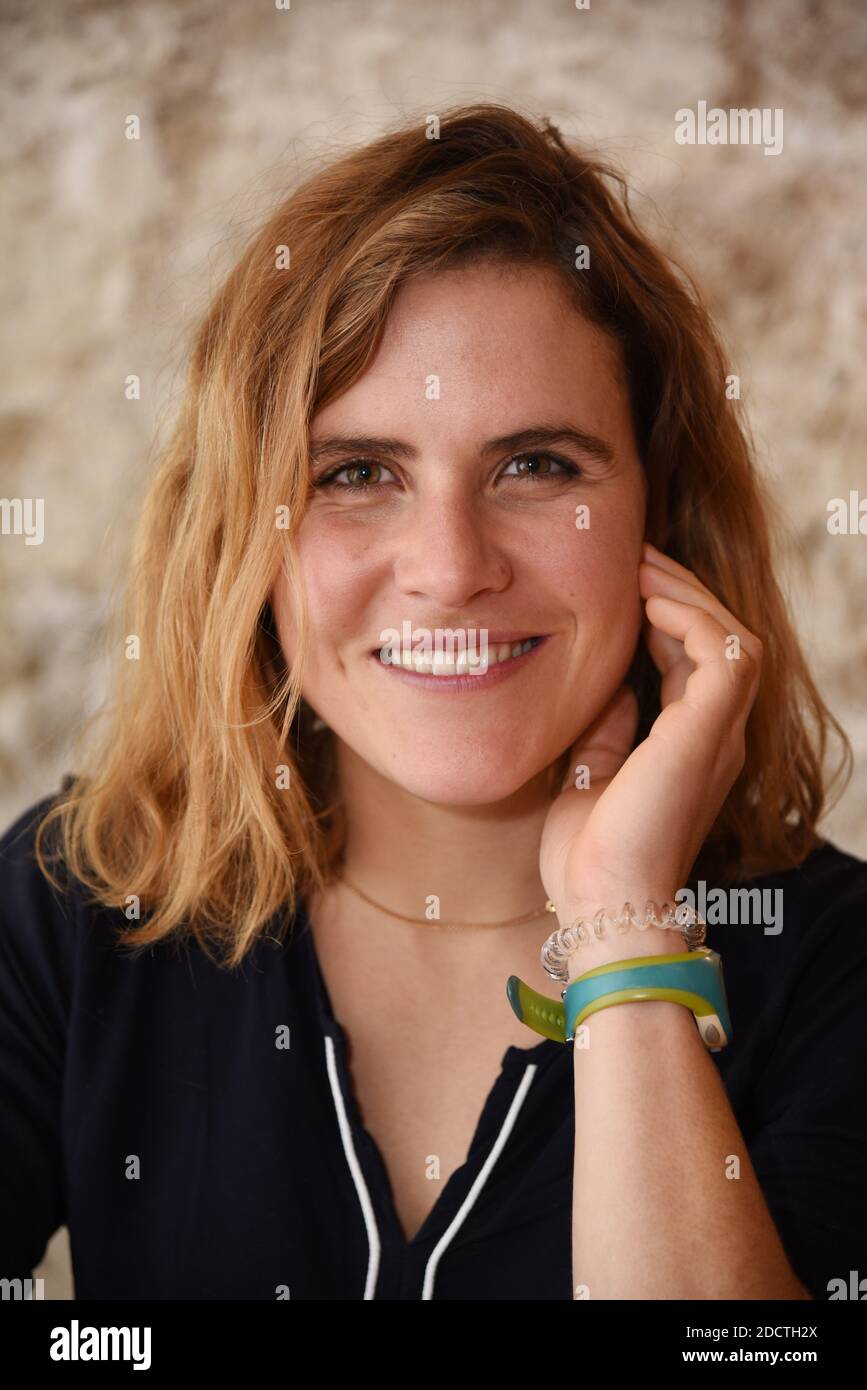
left=338, top=874, right=557, bottom=929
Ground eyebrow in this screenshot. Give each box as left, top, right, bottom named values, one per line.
left=308, top=422, right=617, bottom=469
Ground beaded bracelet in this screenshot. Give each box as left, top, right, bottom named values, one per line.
left=541, top=900, right=707, bottom=984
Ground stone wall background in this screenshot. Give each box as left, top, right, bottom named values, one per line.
left=1, top=0, right=865, bottom=1298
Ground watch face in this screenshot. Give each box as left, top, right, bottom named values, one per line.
left=698, top=1014, right=726, bottom=1048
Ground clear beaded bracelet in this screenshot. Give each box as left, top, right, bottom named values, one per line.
left=541, top=900, right=707, bottom=984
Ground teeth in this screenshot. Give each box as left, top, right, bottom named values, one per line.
left=381, top=637, right=538, bottom=675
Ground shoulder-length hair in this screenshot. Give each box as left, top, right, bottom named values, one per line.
left=36, top=101, right=852, bottom=968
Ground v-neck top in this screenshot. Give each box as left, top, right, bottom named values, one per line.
left=2, top=783, right=867, bottom=1299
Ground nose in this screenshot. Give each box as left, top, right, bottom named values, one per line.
left=391, top=491, right=512, bottom=609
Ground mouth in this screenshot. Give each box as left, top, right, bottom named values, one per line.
left=369, top=635, right=549, bottom=691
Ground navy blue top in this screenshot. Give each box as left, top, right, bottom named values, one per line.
left=1, top=781, right=867, bottom=1300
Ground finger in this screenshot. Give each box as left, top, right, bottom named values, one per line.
left=640, top=560, right=761, bottom=662
left=642, top=544, right=741, bottom=616
left=643, top=542, right=712, bottom=588
left=642, top=611, right=683, bottom=675
left=645, top=594, right=760, bottom=726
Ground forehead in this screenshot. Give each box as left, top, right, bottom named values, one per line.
left=313, top=261, right=631, bottom=441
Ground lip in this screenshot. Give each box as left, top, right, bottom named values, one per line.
left=369, top=635, right=550, bottom=692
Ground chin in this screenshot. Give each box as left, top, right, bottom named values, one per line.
left=369, top=747, right=550, bottom=807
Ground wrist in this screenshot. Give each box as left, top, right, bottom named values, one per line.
left=550, top=887, right=694, bottom=982
left=556, top=881, right=681, bottom=923
left=563, top=926, right=678, bottom=980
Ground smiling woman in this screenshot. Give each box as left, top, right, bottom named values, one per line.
left=269, top=261, right=646, bottom=808
left=1, top=101, right=865, bottom=1304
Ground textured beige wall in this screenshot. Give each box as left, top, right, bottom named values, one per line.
left=1, top=0, right=865, bottom=1297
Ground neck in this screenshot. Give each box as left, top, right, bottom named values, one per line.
left=329, top=737, right=557, bottom=925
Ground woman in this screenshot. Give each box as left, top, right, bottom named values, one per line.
left=1, top=102, right=865, bottom=1302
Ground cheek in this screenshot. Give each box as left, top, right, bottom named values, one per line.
left=536, top=507, right=643, bottom=615
left=279, top=518, right=383, bottom=684
left=296, top=520, right=376, bottom=628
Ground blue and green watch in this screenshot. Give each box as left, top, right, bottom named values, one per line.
left=507, top=947, right=732, bottom=1051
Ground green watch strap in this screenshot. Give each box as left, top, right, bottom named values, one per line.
left=506, top=974, right=568, bottom=1042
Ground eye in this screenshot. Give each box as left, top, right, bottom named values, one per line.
left=500, top=451, right=581, bottom=482
left=313, top=459, right=399, bottom=490
left=312, top=449, right=582, bottom=494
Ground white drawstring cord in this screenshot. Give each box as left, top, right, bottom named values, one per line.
left=323, top=1034, right=382, bottom=1299
left=421, top=1062, right=539, bottom=1300
left=326, top=1034, right=539, bottom=1302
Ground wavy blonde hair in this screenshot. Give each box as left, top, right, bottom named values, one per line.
left=36, top=101, right=852, bottom=967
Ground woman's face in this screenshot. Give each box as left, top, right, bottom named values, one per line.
left=271, top=260, right=647, bottom=805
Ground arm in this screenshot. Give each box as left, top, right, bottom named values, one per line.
left=538, top=543, right=822, bottom=1300
left=569, top=927, right=811, bottom=1299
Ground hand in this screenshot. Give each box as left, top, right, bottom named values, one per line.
left=539, top=541, right=763, bottom=957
